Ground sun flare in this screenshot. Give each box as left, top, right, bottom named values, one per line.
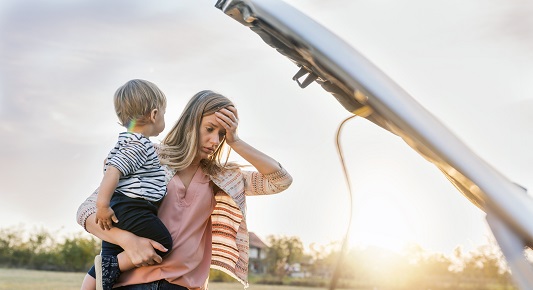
left=349, top=194, right=416, bottom=253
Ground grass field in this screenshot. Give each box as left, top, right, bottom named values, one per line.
left=0, top=268, right=325, bottom=290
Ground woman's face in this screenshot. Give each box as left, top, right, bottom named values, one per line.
left=197, top=113, right=225, bottom=160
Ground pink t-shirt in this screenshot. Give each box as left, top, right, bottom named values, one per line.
left=115, top=168, right=216, bottom=288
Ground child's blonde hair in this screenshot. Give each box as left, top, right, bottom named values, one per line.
left=114, top=79, right=167, bottom=128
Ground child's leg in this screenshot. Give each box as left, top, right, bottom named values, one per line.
left=113, top=214, right=172, bottom=272
left=111, top=194, right=173, bottom=260
left=85, top=252, right=131, bottom=290
left=99, top=194, right=172, bottom=273
left=93, top=219, right=171, bottom=290
left=92, top=194, right=173, bottom=290
left=117, top=251, right=135, bottom=272
left=95, top=244, right=121, bottom=290
left=80, top=273, right=96, bottom=290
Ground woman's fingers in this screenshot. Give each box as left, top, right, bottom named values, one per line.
left=221, top=107, right=238, bottom=121
left=216, top=108, right=238, bottom=129
left=214, top=112, right=229, bottom=129
left=149, top=240, right=168, bottom=254
left=226, top=105, right=239, bottom=119
left=215, top=107, right=241, bottom=144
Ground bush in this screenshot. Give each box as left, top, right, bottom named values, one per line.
left=0, top=226, right=99, bottom=272
left=286, top=277, right=327, bottom=287
left=209, top=269, right=238, bottom=282
left=57, top=233, right=100, bottom=272
left=252, top=274, right=283, bottom=285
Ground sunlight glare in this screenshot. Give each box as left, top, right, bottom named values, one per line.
left=350, top=193, right=415, bottom=253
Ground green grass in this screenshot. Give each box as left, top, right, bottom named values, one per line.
left=0, top=268, right=326, bottom=290
left=0, top=268, right=87, bottom=290
left=0, top=268, right=519, bottom=290
left=212, top=283, right=325, bottom=290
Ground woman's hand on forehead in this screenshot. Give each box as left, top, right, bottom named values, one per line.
left=215, top=106, right=240, bottom=144
left=221, top=105, right=237, bottom=117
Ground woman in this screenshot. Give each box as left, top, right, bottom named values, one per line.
left=77, top=90, right=293, bottom=290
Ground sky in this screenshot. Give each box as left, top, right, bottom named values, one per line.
left=1, top=0, right=532, bottom=256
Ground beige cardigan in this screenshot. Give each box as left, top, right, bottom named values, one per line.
left=76, top=165, right=292, bottom=288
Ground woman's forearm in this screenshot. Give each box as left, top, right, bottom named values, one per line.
left=85, top=214, right=138, bottom=248
left=227, top=139, right=281, bottom=174
left=216, top=107, right=282, bottom=175
left=85, top=213, right=165, bottom=266
left=77, top=190, right=165, bottom=265
left=85, top=213, right=134, bottom=245
left=77, top=190, right=98, bottom=231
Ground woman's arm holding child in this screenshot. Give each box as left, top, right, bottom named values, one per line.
left=86, top=214, right=166, bottom=267
left=77, top=191, right=166, bottom=267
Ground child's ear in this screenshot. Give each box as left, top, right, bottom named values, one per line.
left=150, top=109, right=158, bottom=122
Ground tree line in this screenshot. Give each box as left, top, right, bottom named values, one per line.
left=0, top=226, right=527, bottom=289
left=0, top=226, right=99, bottom=272
left=258, top=235, right=523, bottom=289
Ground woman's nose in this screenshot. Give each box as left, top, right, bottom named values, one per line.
left=210, top=135, right=220, bottom=146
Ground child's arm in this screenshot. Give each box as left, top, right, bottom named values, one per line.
left=95, top=166, right=121, bottom=230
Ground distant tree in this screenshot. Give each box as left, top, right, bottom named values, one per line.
left=265, top=235, right=305, bottom=278
left=0, top=226, right=23, bottom=265
left=57, top=233, right=100, bottom=272
left=308, top=241, right=339, bottom=278
left=403, top=243, right=453, bottom=289
left=0, top=226, right=99, bottom=271
left=26, top=228, right=59, bottom=270
left=0, top=226, right=41, bottom=268
left=461, top=240, right=514, bottom=288
left=0, top=226, right=58, bottom=269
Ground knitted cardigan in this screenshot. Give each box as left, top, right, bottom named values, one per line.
left=76, top=164, right=292, bottom=288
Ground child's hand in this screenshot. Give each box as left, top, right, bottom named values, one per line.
left=95, top=206, right=119, bottom=231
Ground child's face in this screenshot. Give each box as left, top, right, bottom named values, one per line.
left=153, top=105, right=166, bottom=136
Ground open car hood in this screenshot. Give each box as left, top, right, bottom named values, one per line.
left=215, top=0, right=533, bottom=288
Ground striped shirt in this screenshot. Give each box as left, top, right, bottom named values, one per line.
left=105, top=132, right=166, bottom=202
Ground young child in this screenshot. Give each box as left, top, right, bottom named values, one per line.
left=92, top=79, right=172, bottom=290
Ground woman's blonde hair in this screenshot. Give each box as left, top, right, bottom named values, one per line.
left=159, top=90, right=238, bottom=176
left=114, top=79, right=167, bottom=128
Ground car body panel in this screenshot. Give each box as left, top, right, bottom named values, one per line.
left=215, top=0, right=533, bottom=288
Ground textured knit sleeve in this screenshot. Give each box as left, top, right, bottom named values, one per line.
left=244, top=164, right=293, bottom=196
left=76, top=189, right=98, bottom=232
